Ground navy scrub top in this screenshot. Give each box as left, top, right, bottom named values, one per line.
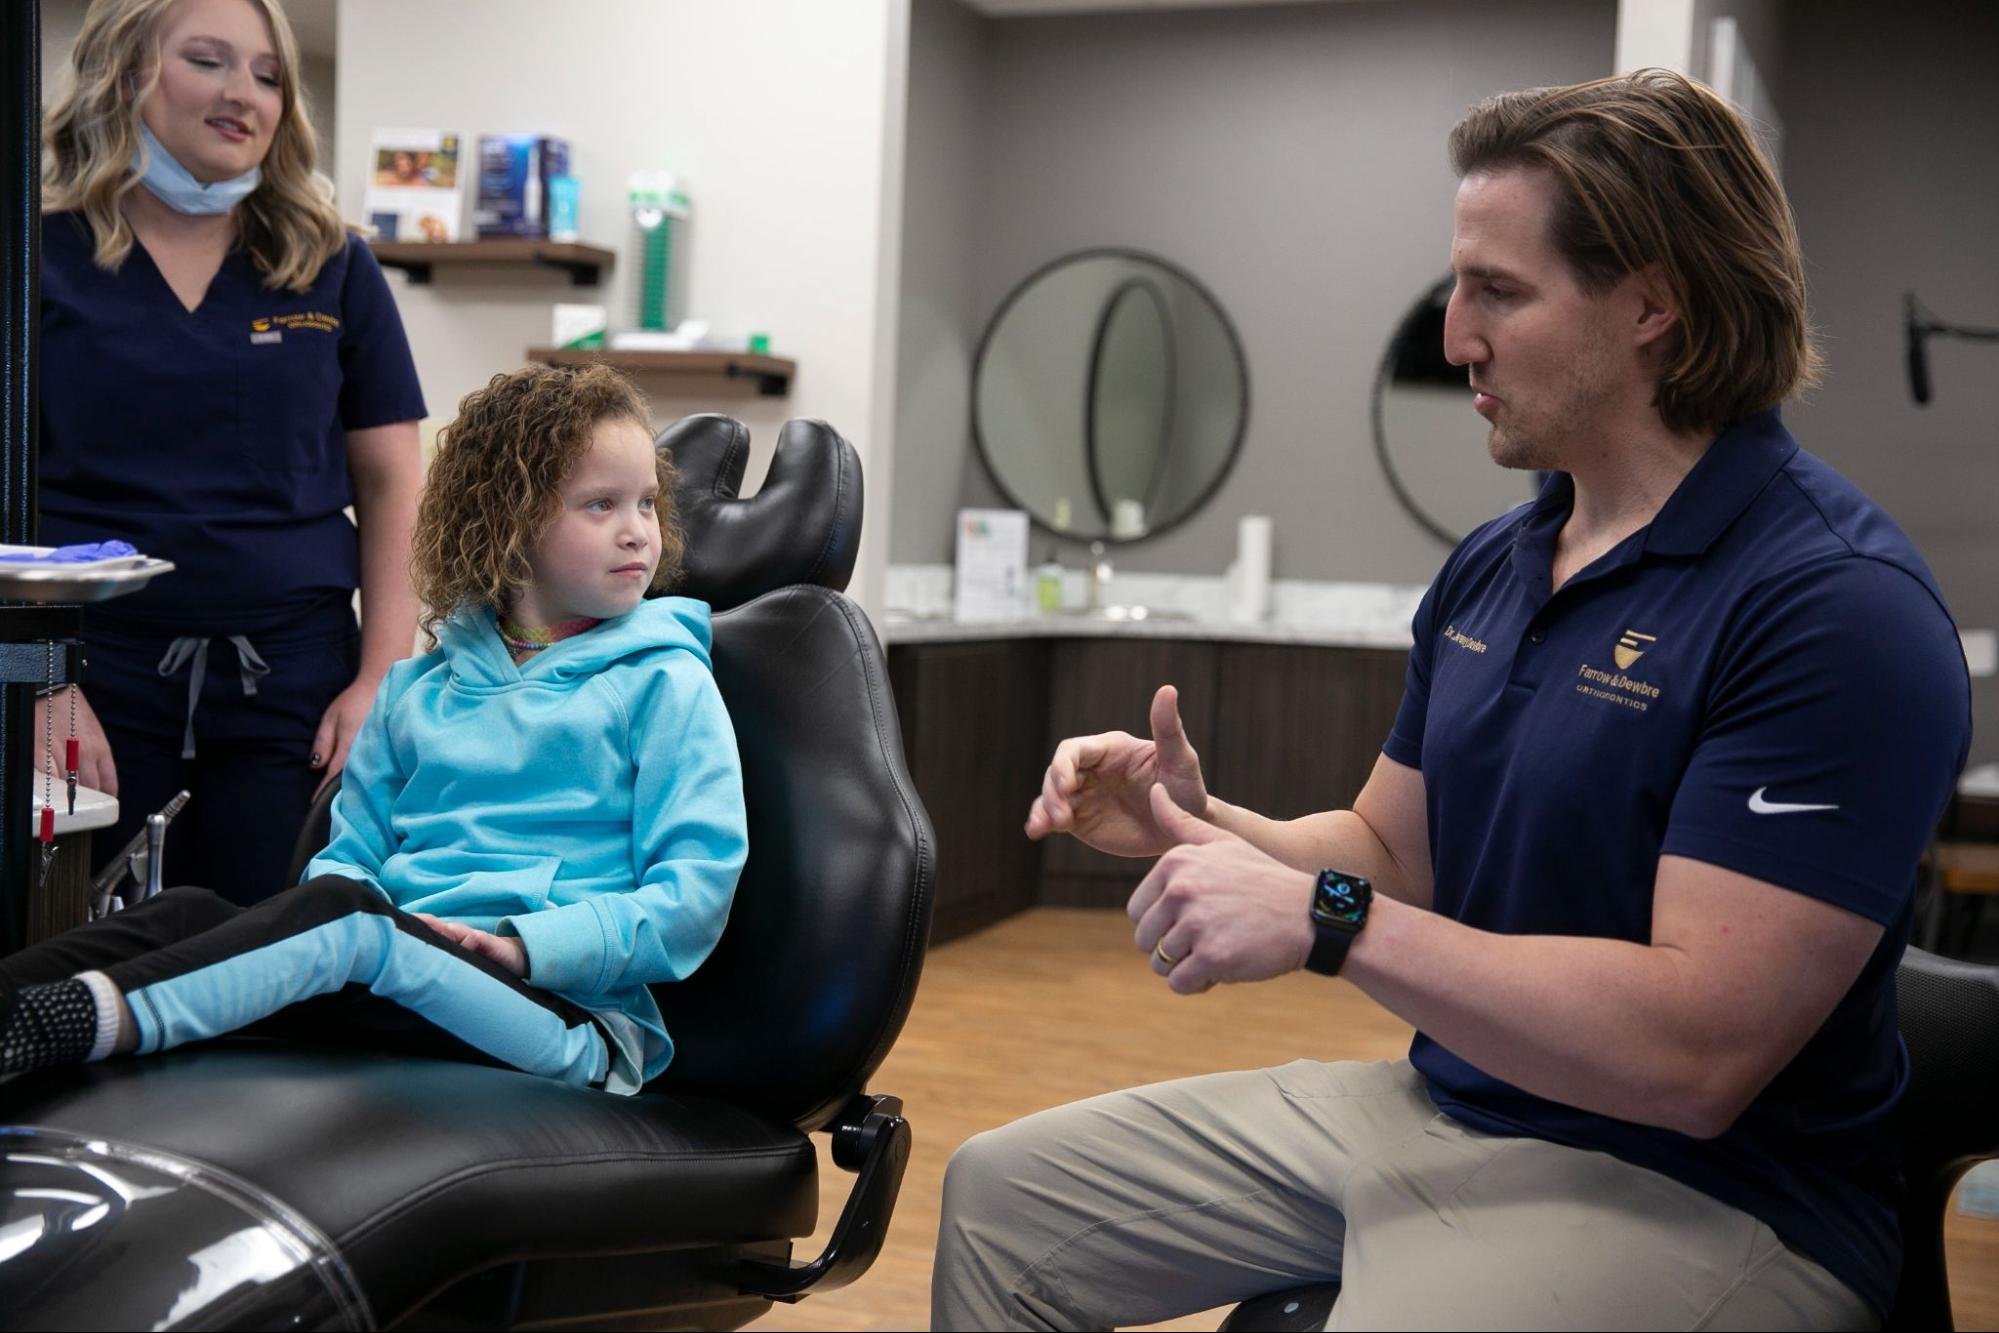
left=1384, top=408, right=1971, bottom=1318
left=39, top=211, right=426, bottom=636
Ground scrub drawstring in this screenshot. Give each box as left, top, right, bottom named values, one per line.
left=156, top=636, right=272, bottom=760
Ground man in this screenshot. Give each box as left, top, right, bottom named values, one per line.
left=931, top=70, right=1970, bottom=1331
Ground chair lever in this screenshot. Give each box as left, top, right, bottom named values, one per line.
left=734, top=1092, right=911, bottom=1302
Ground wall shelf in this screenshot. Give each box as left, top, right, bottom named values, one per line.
left=526, top=347, right=797, bottom=398
left=371, top=240, right=616, bottom=286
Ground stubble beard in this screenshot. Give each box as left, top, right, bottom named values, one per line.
left=1484, top=342, right=1618, bottom=476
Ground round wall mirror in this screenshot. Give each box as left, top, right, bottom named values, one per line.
left=1374, top=274, right=1537, bottom=544
left=974, top=250, right=1249, bottom=542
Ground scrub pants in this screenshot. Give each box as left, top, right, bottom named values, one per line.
left=82, top=599, right=360, bottom=905
left=0, top=878, right=610, bottom=1087
left=931, top=1059, right=1876, bottom=1331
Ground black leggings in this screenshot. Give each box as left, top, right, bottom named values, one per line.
left=3, top=879, right=610, bottom=1084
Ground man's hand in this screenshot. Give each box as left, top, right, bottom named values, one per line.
left=1127, top=785, right=1317, bottom=995
left=35, top=686, right=118, bottom=796
left=411, top=912, right=529, bottom=978
left=1025, top=685, right=1211, bottom=856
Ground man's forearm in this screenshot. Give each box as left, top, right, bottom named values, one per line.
left=1205, top=799, right=1428, bottom=907
left=1342, top=897, right=1733, bottom=1138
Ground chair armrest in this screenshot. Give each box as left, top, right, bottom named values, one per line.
left=733, top=1092, right=911, bottom=1302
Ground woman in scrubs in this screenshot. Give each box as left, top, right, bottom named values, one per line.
left=38, top=0, right=425, bottom=902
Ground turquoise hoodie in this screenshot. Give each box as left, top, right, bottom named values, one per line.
left=306, top=597, right=747, bottom=1092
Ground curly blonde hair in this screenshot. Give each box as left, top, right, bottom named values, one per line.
left=42, top=0, right=348, bottom=293
left=1451, top=69, right=1819, bottom=434
left=412, top=364, right=685, bottom=642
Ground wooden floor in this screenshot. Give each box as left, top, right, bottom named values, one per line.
left=750, top=908, right=1999, bottom=1332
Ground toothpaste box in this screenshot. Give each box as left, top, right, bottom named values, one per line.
left=475, top=135, right=572, bottom=239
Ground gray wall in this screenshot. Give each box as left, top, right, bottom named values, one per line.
left=895, top=0, right=990, bottom=566
left=1777, top=0, right=1999, bottom=763
left=891, top=0, right=1618, bottom=579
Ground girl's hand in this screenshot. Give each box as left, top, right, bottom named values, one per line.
left=35, top=686, right=118, bottom=796
left=411, top=912, right=530, bottom=978
left=310, top=674, right=385, bottom=799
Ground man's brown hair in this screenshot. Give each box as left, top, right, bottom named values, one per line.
left=1449, top=68, right=1818, bottom=434
left=412, top=363, right=684, bottom=642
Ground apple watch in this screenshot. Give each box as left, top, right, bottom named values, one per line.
left=1304, top=869, right=1372, bottom=976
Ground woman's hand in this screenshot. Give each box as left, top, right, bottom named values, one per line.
left=310, top=674, right=383, bottom=798
left=411, top=913, right=530, bottom=979
left=34, top=686, right=118, bottom=796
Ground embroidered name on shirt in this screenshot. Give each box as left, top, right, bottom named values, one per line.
left=249, top=311, right=341, bottom=342
left=1443, top=625, right=1488, bottom=654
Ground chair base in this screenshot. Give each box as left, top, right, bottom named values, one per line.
left=398, top=1243, right=792, bottom=1332
left=1218, top=1281, right=1341, bottom=1332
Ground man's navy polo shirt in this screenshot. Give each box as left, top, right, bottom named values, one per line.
left=1382, top=408, right=1971, bottom=1316
left=39, top=212, right=426, bottom=635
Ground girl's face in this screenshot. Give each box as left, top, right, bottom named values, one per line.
left=140, top=0, right=284, bottom=185
left=512, top=418, right=663, bottom=627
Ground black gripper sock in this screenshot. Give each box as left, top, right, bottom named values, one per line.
left=0, top=978, right=100, bottom=1073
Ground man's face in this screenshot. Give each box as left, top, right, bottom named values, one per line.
left=1443, top=167, right=1638, bottom=473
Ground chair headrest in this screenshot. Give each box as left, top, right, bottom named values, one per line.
left=661, top=415, right=863, bottom=612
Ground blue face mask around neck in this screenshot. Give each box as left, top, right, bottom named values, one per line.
left=131, top=122, right=262, bottom=215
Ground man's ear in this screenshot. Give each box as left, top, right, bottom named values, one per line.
left=1630, top=263, right=1682, bottom=353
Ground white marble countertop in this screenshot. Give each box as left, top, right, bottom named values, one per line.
left=1961, top=762, right=1999, bottom=800
left=879, top=612, right=1414, bottom=649
left=881, top=564, right=1421, bottom=651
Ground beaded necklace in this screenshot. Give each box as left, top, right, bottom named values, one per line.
left=497, top=615, right=602, bottom=655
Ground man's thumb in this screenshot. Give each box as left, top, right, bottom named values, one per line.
left=1151, top=685, right=1198, bottom=763
left=1150, top=782, right=1220, bottom=844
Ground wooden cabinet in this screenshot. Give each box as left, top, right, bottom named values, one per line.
left=888, top=634, right=1411, bottom=939
left=1039, top=639, right=1219, bottom=904
left=888, top=640, right=1050, bottom=943
left=1209, top=645, right=1407, bottom=821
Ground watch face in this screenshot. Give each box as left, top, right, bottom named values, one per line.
left=1312, top=870, right=1371, bottom=930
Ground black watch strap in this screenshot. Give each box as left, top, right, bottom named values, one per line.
left=1304, top=869, right=1371, bottom=977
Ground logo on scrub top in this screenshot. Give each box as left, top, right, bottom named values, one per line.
left=1613, top=628, right=1656, bottom=670
left=248, top=311, right=340, bottom=345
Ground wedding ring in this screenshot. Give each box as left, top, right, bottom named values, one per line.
left=1153, top=942, right=1184, bottom=968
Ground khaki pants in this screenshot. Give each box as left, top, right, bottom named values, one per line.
left=932, top=1060, right=1875, bottom=1331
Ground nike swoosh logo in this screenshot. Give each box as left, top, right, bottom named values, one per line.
left=1748, top=787, right=1839, bottom=815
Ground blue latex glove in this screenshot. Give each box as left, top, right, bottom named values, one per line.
left=0, top=540, right=140, bottom=564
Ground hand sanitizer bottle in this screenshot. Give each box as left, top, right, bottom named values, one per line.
left=1035, top=550, right=1065, bottom=614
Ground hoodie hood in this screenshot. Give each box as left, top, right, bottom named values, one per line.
left=436, top=597, right=714, bottom=691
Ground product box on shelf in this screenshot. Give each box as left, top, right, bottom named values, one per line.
left=475, top=135, right=572, bottom=239
left=363, top=129, right=465, bottom=242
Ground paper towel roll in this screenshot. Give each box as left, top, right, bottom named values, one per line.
left=1232, top=515, right=1272, bottom=622
left=1111, top=498, right=1147, bottom=540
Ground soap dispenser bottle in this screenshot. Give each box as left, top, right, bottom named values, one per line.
left=1035, top=549, right=1065, bottom=614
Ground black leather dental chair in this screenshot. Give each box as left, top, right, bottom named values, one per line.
left=0, top=415, right=936, bottom=1331
left=1218, top=946, right=1999, bottom=1332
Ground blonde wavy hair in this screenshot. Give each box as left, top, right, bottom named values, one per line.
left=412, top=365, right=686, bottom=644
left=42, top=0, right=347, bottom=293
left=1450, top=69, right=1820, bottom=435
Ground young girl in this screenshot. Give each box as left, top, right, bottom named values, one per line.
left=0, top=365, right=747, bottom=1095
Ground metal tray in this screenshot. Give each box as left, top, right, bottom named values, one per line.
left=0, top=544, right=175, bottom=604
